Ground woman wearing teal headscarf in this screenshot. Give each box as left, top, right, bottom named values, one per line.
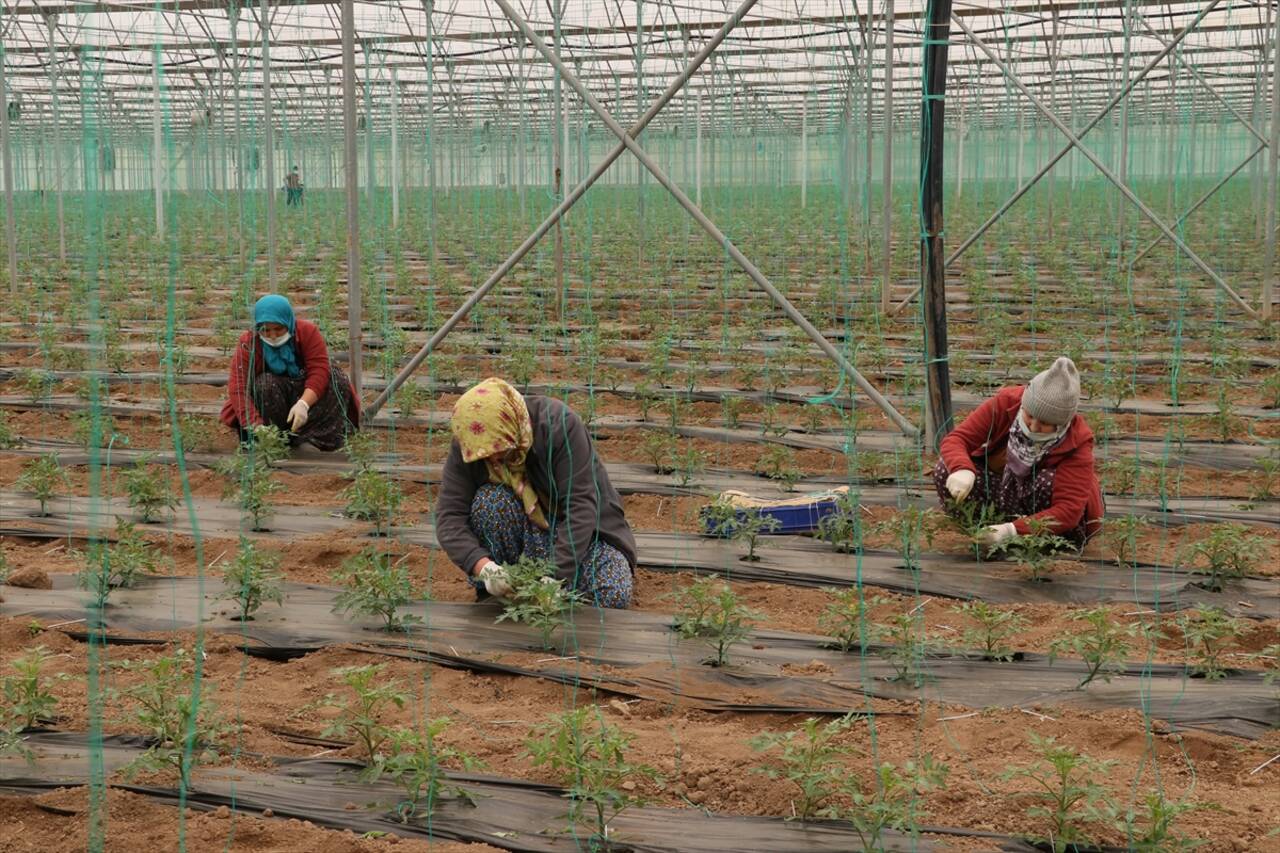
left=220, top=294, right=361, bottom=450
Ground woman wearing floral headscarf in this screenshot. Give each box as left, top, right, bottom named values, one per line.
left=435, top=377, right=637, bottom=609
left=934, top=356, right=1104, bottom=547
left=220, top=294, right=360, bottom=450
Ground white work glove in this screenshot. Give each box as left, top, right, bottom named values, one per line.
left=476, top=561, right=514, bottom=600
left=977, top=522, right=1018, bottom=547
left=287, top=398, right=310, bottom=432
left=945, top=469, right=976, bottom=501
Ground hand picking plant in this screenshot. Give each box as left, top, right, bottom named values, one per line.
left=1001, top=734, right=1118, bottom=853
left=494, top=556, right=580, bottom=651
left=945, top=496, right=1002, bottom=555
left=817, top=587, right=879, bottom=652
left=78, top=519, right=162, bottom=608
left=220, top=537, right=285, bottom=621
left=370, top=719, right=482, bottom=823
left=1048, top=608, right=1139, bottom=689
left=668, top=575, right=763, bottom=667
left=1177, top=523, right=1267, bottom=591
left=16, top=454, right=69, bottom=517
left=1177, top=607, right=1252, bottom=680
left=122, top=454, right=177, bottom=523
left=841, top=756, right=950, bottom=852
left=332, top=548, right=422, bottom=632
left=952, top=600, right=1028, bottom=662
left=110, top=648, right=229, bottom=788
left=701, top=497, right=781, bottom=562
left=320, top=664, right=410, bottom=770
left=989, top=517, right=1075, bottom=582
left=1, top=646, right=63, bottom=730
left=749, top=712, right=862, bottom=821
left=525, top=706, right=660, bottom=847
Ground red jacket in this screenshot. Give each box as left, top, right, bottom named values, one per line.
left=939, top=385, right=1104, bottom=537
left=220, top=319, right=361, bottom=429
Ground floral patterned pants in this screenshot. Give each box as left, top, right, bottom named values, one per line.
left=467, top=483, right=634, bottom=609
left=932, top=458, right=1090, bottom=546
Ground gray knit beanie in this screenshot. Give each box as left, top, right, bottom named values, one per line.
left=1023, top=356, right=1080, bottom=426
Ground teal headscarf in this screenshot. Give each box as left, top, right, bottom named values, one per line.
left=253, top=294, right=303, bottom=378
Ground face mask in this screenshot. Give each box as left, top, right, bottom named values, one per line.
left=1015, top=410, right=1065, bottom=444
left=260, top=331, right=291, bottom=348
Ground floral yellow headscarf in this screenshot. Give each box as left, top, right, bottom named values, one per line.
left=451, top=377, right=548, bottom=530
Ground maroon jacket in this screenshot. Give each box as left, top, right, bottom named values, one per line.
left=219, top=319, right=361, bottom=429
left=939, top=385, right=1104, bottom=538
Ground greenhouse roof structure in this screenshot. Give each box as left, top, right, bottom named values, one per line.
left=0, top=0, right=1275, bottom=135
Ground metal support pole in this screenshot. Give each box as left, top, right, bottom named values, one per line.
left=368, top=0, right=761, bottom=420
left=552, top=0, right=564, bottom=320
left=920, top=0, right=953, bottom=450
left=880, top=0, right=894, bottom=313
left=152, top=34, right=164, bottom=238
left=46, top=14, right=66, bottom=262
left=362, top=42, right=373, bottom=200
left=492, top=0, right=919, bottom=438
left=952, top=13, right=1258, bottom=319
left=695, top=93, right=703, bottom=206
left=1117, top=0, right=1133, bottom=260
left=422, top=0, right=436, bottom=257
left=231, top=3, right=245, bottom=267
left=890, top=0, right=1224, bottom=315
left=260, top=0, right=276, bottom=291
left=324, top=67, right=333, bottom=189
left=800, top=94, right=807, bottom=208
left=0, top=38, right=15, bottom=294
left=342, top=0, right=362, bottom=396
left=1265, top=3, right=1280, bottom=320
left=391, top=67, right=399, bottom=228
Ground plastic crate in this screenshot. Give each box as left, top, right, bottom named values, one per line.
left=701, top=487, right=851, bottom=536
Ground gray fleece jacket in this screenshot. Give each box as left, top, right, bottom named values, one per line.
left=434, top=394, right=637, bottom=584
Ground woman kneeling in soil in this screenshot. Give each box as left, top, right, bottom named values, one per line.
left=934, top=356, right=1104, bottom=548
left=435, top=377, right=637, bottom=609
left=220, top=294, right=361, bottom=451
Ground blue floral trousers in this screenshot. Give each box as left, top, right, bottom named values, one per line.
left=466, top=483, right=633, bottom=609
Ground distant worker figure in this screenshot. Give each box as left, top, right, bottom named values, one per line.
left=435, top=378, right=637, bottom=609
left=934, top=356, right=1104, bottom=548
left=285, top=166, right=304, bottom=206
left=220, top=294, right=360, bottom=451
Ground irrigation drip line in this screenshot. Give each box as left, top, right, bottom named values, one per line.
left=0, top=733, right=1041, bottom=853
left=5, top=499, right=1276, bottom=617
left=2, top=578, right=1274, bottom=738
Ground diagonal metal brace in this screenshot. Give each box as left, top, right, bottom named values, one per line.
left=952, top=12, right=1259, bottom=320
left=366, top=0, right=761, bottom=420
left=889, top=0, right=1223, bottom=316
left=492, top=0, right=920, bottom=439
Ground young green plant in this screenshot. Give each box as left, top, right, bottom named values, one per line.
left=525, top=706, right=660, bottom=847
left=1001, top=734, right=1117, bottom=853
left=749, top=712, right=862, bottom=821
left=668, top=575, right=763, bottom=667
left=1048, top=608, right=1139, bottom=688
left=494, top=556, right=580, bottom=651
left=332, top=548, right=422, bottom=632
left=220, top=537, right=285, bottom=621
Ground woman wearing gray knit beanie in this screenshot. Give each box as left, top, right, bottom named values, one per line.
left=932, top=356, right=1105, bottom=547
